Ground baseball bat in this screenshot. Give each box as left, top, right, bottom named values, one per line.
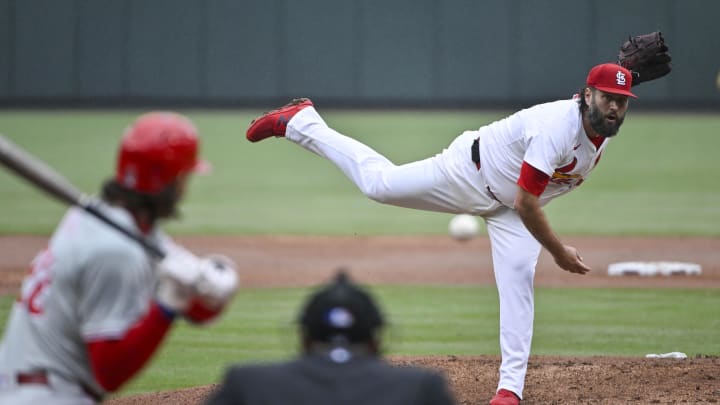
left=0, top=134, right=165, bottom=259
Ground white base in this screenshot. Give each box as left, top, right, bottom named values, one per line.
left=645, top=352, right=687, bottom=359
left=607, top=261, right=702, bottom=277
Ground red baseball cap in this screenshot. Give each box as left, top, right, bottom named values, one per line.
left=116, top=112, right=211, bottom=194
left=586, top=63, right=637, bottom=98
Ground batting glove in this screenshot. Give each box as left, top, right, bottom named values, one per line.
left=155, top=249, right=204, bottom=315
left=184, top=255, right=240, bottom=324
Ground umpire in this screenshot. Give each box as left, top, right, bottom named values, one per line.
left=206, top=271, right=456, bottom=405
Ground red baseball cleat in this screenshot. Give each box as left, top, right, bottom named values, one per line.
left=246, top=98, right=314, bottom=142
left=490, top=389, right=520, bottom=405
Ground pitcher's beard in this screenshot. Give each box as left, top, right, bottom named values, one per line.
left=588, top=103, right=624, bottom=138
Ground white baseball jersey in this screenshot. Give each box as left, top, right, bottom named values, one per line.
left=0, top=203, right=163, bottom=402
left=479, top=98, right=608, bottom=207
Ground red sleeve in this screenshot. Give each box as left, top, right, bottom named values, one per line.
left=86, top=302, right=174, bottom=392
left=517, top=161, right=550, bottom=196
left=184, top=297, right=224, bottom=324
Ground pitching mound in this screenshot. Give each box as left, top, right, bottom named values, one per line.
left=103, top=355, right=720, bottom=404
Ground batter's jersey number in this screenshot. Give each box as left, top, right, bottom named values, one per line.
left=19, top=249, right=54, bottom=315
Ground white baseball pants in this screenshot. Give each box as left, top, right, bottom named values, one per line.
left=286, top=107, right=541, bottom=398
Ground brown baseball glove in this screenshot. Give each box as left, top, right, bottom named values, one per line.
left=618, top=31, right=672, bottom=86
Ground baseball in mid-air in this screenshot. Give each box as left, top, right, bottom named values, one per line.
left=448, top=214, right=479, bottom=241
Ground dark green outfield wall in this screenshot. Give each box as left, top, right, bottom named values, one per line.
left=1, top=0, right=719, bottom=108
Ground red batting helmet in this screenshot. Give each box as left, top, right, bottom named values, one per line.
left=116, top=112, right=209, bottom=194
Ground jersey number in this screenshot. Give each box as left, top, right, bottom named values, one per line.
left=20, top=249, right=54, bottom=315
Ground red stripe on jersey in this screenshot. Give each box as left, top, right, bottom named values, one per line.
left=517, top=161, right=550, bottom=196
left=87, top=302, right=173, bottom=392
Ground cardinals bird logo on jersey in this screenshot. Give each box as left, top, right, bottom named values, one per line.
left=551, top=157, right=583, bottom=185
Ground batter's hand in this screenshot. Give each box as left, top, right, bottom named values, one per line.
left=155, top=249, right=204, bottom=313
left=195, top=255, right=240, bottom=309
left=184, top=255, right=240, bottom=324
left=554, top=245, right=591, bottom=275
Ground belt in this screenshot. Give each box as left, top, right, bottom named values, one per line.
left=16, top=372, right=48, bottom=385
left=470, top=137, right=503, bottom=204
left=16, top=371, right=103, bottom=403
left=471, top=137, right=481, bottom=170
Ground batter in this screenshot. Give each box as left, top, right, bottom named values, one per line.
left=0, top=112, right=239, bottom=404
left=246, top=63, right=636, bottom=404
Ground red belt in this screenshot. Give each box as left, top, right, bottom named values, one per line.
left=16, top=371, right=103, bottom=402
left=16, top=372, right=48, bottom=385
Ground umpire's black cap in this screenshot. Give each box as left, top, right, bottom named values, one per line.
left=299, top=270, right=384, bottom=344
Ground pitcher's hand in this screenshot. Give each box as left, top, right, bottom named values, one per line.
left=554, top=245, right=591, bottom=275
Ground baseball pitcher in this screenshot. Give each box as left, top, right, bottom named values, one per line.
left=243, top=33, right=670, bottom=405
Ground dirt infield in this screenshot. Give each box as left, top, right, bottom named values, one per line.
left=2, top=235, right=719, bottom=404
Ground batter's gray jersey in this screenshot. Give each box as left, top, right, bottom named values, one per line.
left=0, top=203, right=164, bottom=399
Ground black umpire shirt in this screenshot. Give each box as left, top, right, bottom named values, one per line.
left=206, top=348, right=456, bottom=405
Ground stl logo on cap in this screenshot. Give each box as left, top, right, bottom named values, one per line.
left=586, top=63, right=637, bottom=98
left=616, top=70, right=626, bottom=86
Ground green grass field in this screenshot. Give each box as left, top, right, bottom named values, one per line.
left=3, top=286, right=718, bottom=395
left=0, top=110, right=718, bottom=397
left=1, top=110, right=719, bottom=235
